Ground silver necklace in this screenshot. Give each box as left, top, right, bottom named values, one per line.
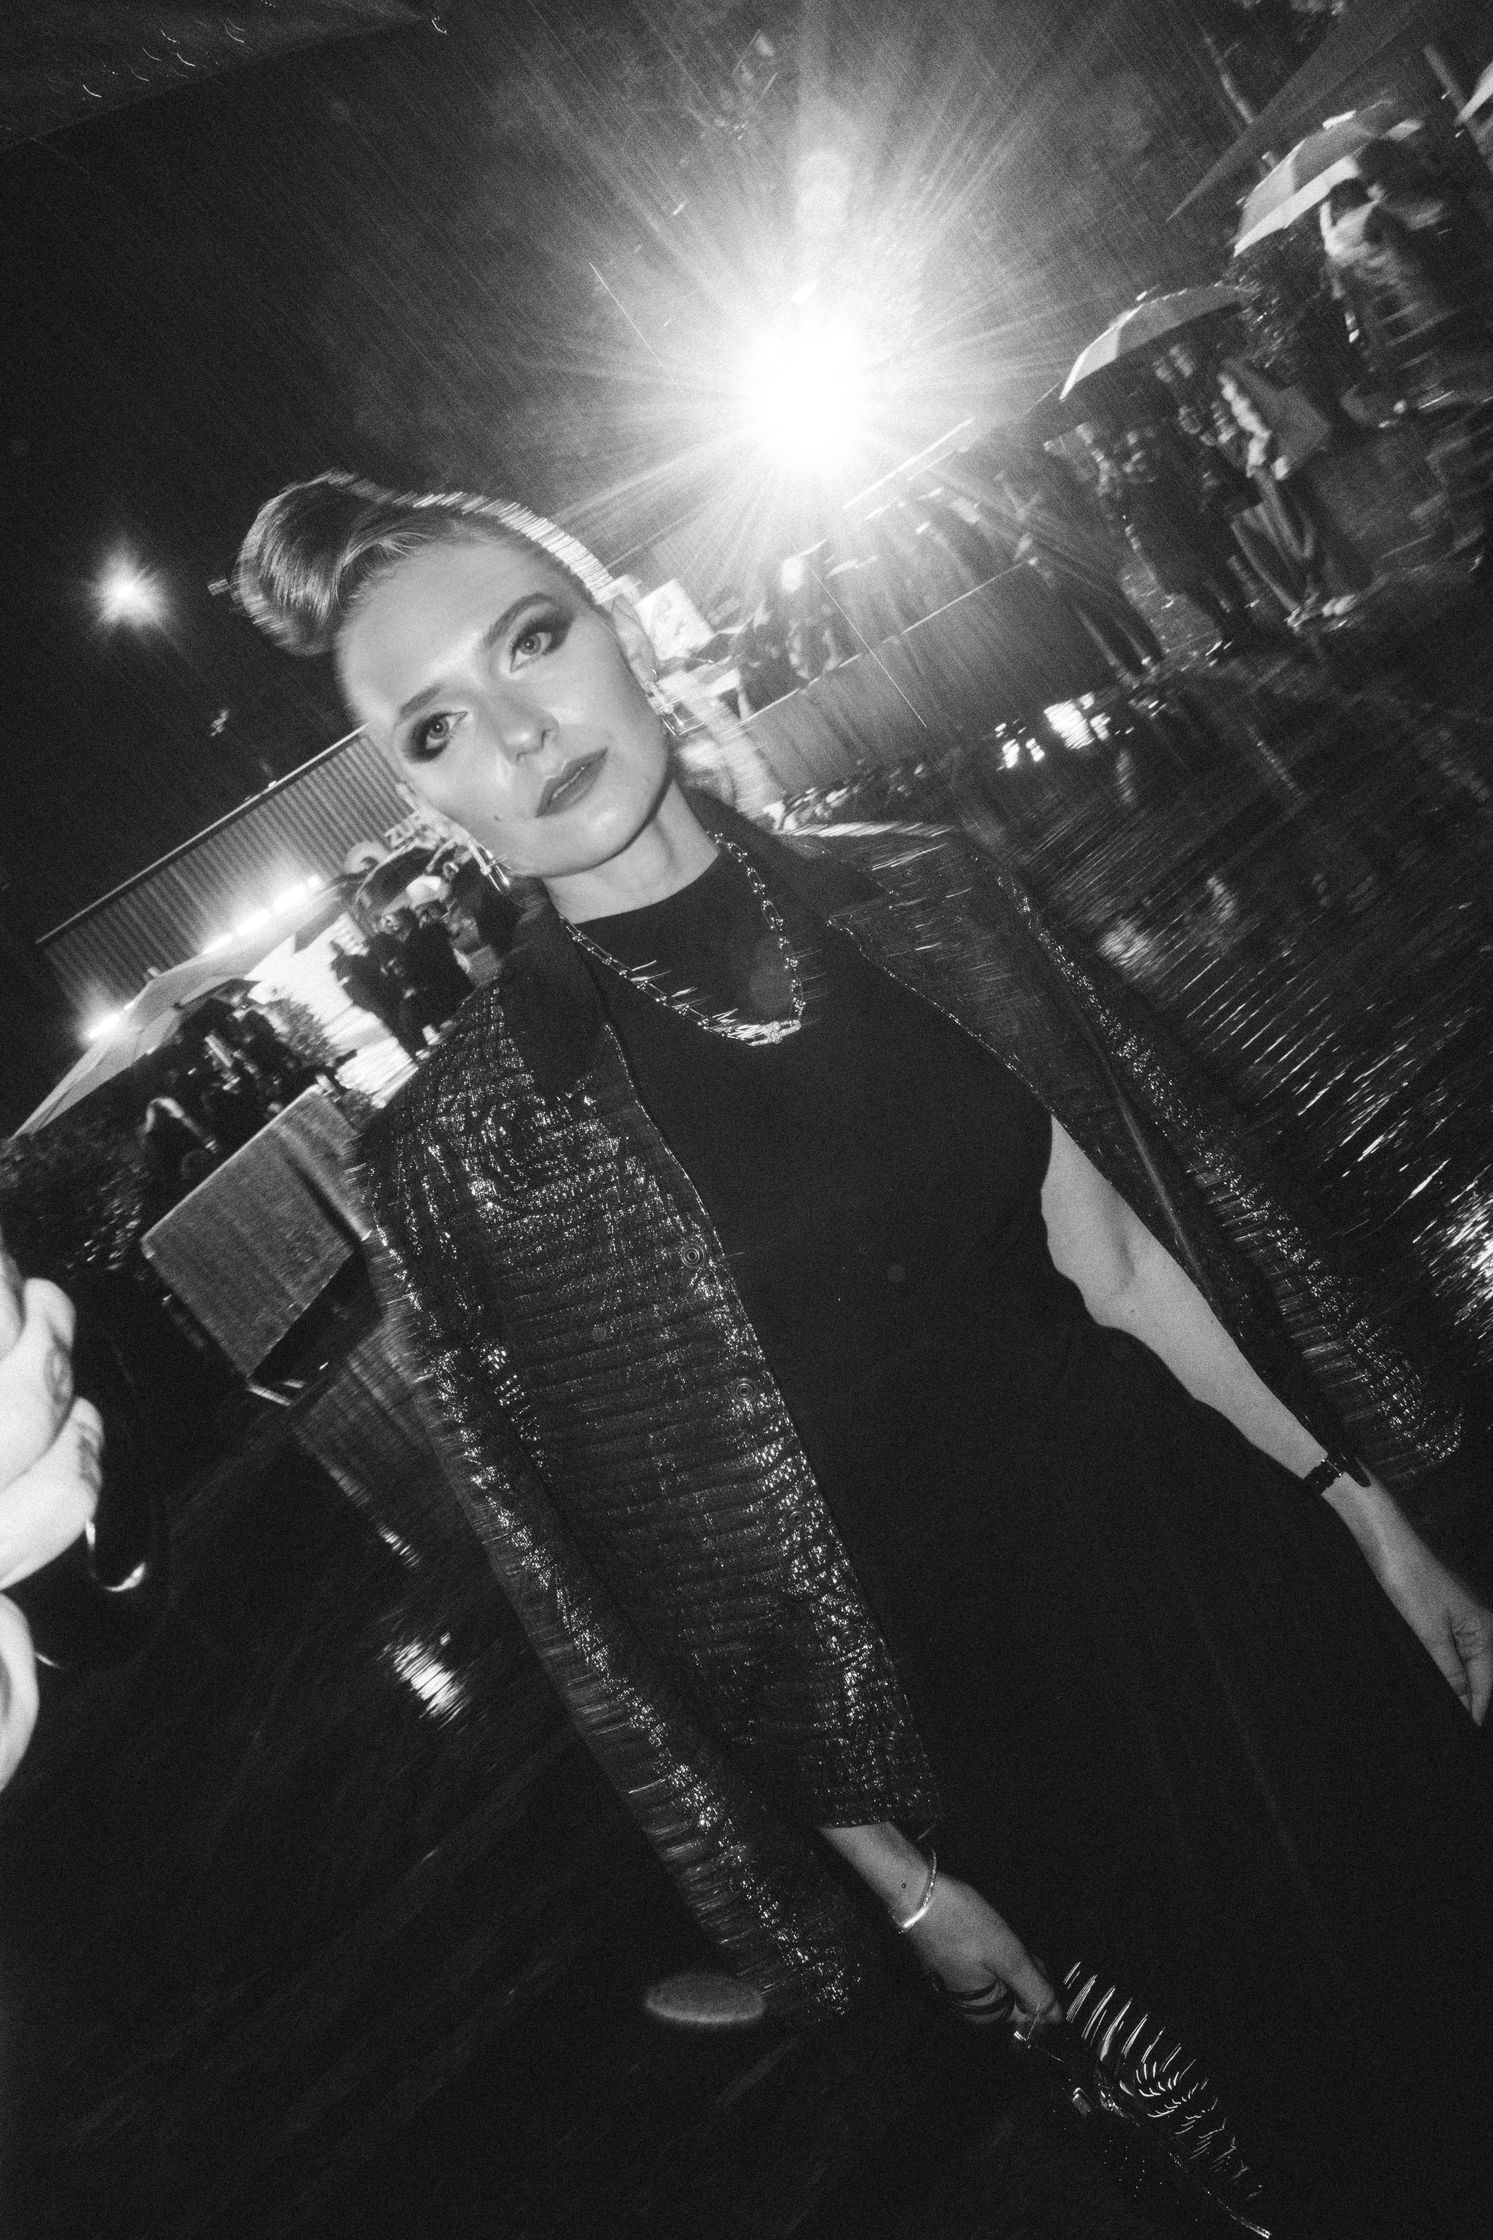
left=566, top=839, right=806, bottom=1045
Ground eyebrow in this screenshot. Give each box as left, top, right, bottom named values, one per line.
left=393, top=594, right=559, bottom=726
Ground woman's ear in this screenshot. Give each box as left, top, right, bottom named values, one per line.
left=608, top=595, right=660, bottom=698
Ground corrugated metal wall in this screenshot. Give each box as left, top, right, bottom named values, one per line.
left=42, top=732, right=409, bottom=1014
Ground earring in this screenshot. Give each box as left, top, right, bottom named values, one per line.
left=462, top=836, right=513, bottom=892
left=648, top=688, right=688, bottom=745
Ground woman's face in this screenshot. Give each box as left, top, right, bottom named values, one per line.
left=338, top=537, right=669, bottom=887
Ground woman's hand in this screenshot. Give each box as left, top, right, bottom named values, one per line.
left=817, top=1821, right=1059, bottom=2025
left=907, top=1872, right=1060, bottom=2024
left=1317, top=1469, right=1493, bottom=1724
left=1375, top=1532, right=1493, bottom=1724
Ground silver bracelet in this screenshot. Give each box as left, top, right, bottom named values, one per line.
left=891, top=1847, right=937, bottom=1932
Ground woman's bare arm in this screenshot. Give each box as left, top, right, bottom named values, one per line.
left=817, top=1820, right=1057, bottom=2016
left=1041, top=1119, right=1493, bottom=1720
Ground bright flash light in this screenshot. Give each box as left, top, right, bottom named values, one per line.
left=230, top=908, right=272, bottom=941
left=199, top=932, right=233, bottom=958
left=85, top=1009, right=125, bottom=1043
left=272, top=880, right=310, bottom=914
left=747, top=320, right=864, bottom=469
left=96, top=559, right=166, bottom=628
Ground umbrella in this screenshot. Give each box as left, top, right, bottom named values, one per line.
left=1232, top=118, right=1390, bottom=255
left=354, top=846, right=439, bottom=920
left=1171, top=3, right=1456, bottom=213
left=1059, top=287, right=1245, bottom=399
left=15, top=891, right=330, bottom=1134
left=292, top=874, right=363, bottom=951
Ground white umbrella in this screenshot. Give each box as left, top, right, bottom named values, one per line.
left=15, top=897, right=323, bottom=1134
left=1060, top=287, right=1245, bottom=399
left=1232, top=117, right=1390, bottom=254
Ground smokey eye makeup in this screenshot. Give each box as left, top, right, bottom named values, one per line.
left=507, top=601, right=571, bottom=665
left=400, top=599, right=576, bottom=761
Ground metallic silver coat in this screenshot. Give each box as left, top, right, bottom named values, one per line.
left=361, top=806, right=1462, bottom=2020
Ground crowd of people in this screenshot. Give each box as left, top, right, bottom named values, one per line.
left=135, top=990, right=330, bottom=1223
left=330, top=896, right=480, bottom=1061
left=652, top=125, right=1493, bottom=720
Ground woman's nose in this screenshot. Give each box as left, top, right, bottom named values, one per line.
left=484, top=689, right=553, bottom=765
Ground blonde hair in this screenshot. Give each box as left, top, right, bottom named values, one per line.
left=233, top=470, right=617, bottom=658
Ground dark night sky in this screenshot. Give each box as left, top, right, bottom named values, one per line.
left=2, top=10, right=462, bottom=930
left=1, top=0, right=1268, bottom=935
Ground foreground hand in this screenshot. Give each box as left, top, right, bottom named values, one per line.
left=0, top=1256, right=105, bottom=1789
left=906, top=1873, right=1060, bottom=2024
left=1378, top=1537, right=1493, bottom=1724
left=0, top=1593, right=39, bottom=1789
left=0, top=1276, right=102, bottom=1591
left=0, top=1272, right=76, bottom=1491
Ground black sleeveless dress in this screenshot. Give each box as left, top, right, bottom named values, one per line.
left=577, top=845, right=1493, bottom=2240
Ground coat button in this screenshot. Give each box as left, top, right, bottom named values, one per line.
left=680, top=1239, right=708, bottom=1270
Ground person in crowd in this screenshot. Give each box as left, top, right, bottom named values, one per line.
left=440, top=862, right=513, bottom=984
left=0, top=1245, right=104, bottom=1789
left=733, top=563, right=804, bottom=712
left=1002, top=437, right=1163, bottom=677
left=395, top=903, right=474, bottom=1038
left=1215, top=363, right=1368, bottom=628
left=1319, top=177, right=1466, bottom=389
left=137, top=1083, right=217, bottom=1224
left=1153, top=346, right=1257, bottom=525
left=1099, top=420, right=1265, bottom=655
left=1148, top=344, right=1304, bottom=621
left=1322, top=174, right=1493, bottom=585
left=332, top=935, right=425, bottom=1059
left=227, top=998, right=317, bottom=1106
left=235, top=470, right=1493, bottom=2240
left=1354, top=130, right=1493, bottom=325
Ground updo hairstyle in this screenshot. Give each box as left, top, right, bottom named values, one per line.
left=233, top=470, right=615, bottom=659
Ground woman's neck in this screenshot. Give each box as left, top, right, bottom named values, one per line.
left=544, top=781, right=719, bottom=924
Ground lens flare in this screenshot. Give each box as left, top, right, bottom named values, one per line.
left=747, top=320, right=864, bottom=470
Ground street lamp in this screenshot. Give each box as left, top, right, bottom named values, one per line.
left=96, top=556, right=167, bottom=628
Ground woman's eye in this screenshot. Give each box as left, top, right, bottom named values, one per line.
left=411, top=711, right=459, bottom=759
left=511, top=612, right=566, bottom=664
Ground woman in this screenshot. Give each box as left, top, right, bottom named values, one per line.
left=236, top=472, right=1493, bottom=2238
